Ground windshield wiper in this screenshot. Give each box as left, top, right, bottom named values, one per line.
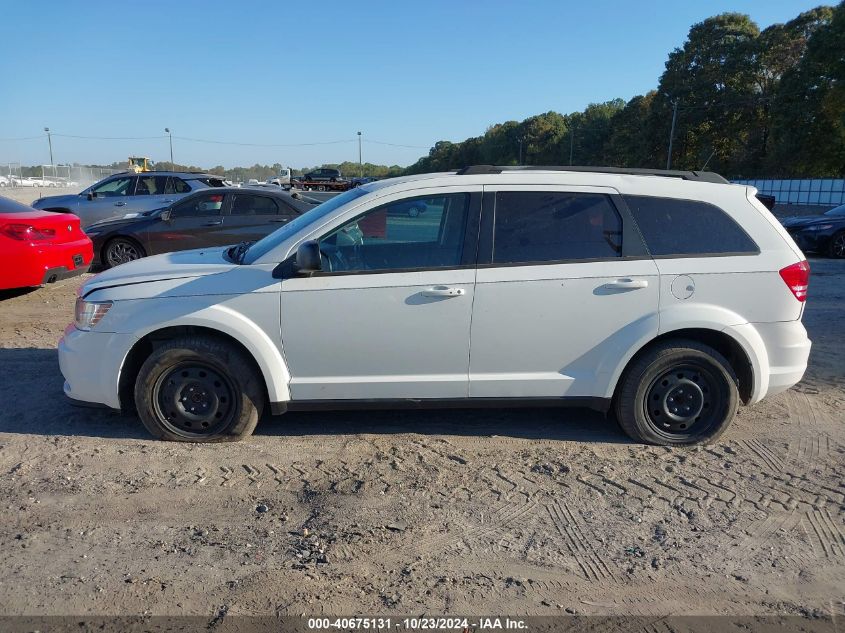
left=229, top=240, right=255, bottom=264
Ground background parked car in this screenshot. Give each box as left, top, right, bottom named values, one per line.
left=781, top=203, right=845, bottom=258
left=303, top=168, right=341, bottom=182
left=11, top=176, right=38, bottom=187
left=84, top=186, right=315, bottom=268
left=0, top=195, right=92, bottom=290
left=0, top=175, right=8, bottom=188
left=31, top=171, right=227, bottom=228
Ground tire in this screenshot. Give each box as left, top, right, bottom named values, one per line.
left=828, top=231, right=845, bottom=259
left=103, top=237, right=145, bottom=269
left=614, top=339, right=739, bottom=446
left=134, top=336, right=264, bottom=442
left=407, top=206, right=422, bottom=218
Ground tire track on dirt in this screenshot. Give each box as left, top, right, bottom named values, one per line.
left=546, top=501, right=616, bottom=582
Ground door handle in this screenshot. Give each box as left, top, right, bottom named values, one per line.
left=270, top=218, right=289, bottom=223
left=421, top=286, right=465, bottom=297
left=162, top=199, right=174, bottom=203
left=203, top=220, right=223, bottom=226
left=114, top=201, right=126, bottom=207
left=605, top=278, right=648, bottom=290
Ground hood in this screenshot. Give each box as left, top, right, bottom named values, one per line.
left=31, top=193, right=80, bottom=209
left=780, top=215, right=838, bottom=228
left=82, top=246, right=236, bottom=296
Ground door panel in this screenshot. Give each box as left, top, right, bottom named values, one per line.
left=469, top=185, right=660, bottom=399
left=281, top=270, right=476, bottom=400
left=144, top=192, right=227, bottom=255
left=220, top=193, right=297, bottom=244
left=280, top=188, right=481, bottom=401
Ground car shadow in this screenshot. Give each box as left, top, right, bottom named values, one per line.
left=0, top=287, right=39, bottom=301
left=0, top=347, right=630, bottom=444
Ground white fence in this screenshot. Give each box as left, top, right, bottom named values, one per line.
left=733, top=178, right=845, bottom=206
left=1, top=163, right=120, bottom=188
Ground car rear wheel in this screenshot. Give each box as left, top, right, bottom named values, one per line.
left=104, top=237, right=145, bottom=268
left=407, top=206, right=422, bottom=218
left=134, top=336, right=264, bottom=442
left=828, top=231, right=845, bottom=259
left=614, top=339, right=739, bottom=446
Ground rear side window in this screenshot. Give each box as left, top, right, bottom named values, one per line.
left=493, top=191, right=622, bottom=264
left=166, top=177, right=192, bottom=194
left=230, top=195, right=279, bottom=215
left=624, top=195, right=758, bottom=256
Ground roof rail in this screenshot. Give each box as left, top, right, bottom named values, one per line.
left=455, top=165, right=729, bottom=184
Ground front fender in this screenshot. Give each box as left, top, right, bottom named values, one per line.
left=109, top=297, right=290, bottom=404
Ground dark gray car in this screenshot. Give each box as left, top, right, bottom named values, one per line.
left=31, top=171, right=226, bottom=227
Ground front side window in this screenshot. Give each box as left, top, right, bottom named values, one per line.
left=91, top=177, right=134, bottom=197
left=171, top=193, right=225, bottom=218
left=317, top=193, right=470, bottom=273
left=493, top=191, right=622, bottom=264
left=624, top=195, right=758, bottom=256
left=230, top=195, right=279, bottom=216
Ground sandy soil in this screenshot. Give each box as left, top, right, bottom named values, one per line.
left=0, top=209, right=843, bottom=618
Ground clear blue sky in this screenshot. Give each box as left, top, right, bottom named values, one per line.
left=0, top=0, right=825, bottom=169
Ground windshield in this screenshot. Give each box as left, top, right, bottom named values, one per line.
left=824, top=204, right=845, bottom=217
left=243, top=187, right=369, bottom=263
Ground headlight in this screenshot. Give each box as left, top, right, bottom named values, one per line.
left=74, top=298, right=113, bottom=330
left=805, top=224, right=833, bottom=231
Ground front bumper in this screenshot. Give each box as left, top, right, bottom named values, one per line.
left=58, top=325, right=138, bottom=410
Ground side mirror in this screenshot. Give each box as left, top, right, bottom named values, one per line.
left=86, top=192, right=94, bottom=201
left=295, top=240, right=322, bottom=273
left=160, top=209, right=172, bottom=221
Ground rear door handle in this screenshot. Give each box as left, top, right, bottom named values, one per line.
left=421, top=286, right=466, bottom=297
left=203, top=220, right=223, bottom=226
left=270, top=218, right=290, bottom=223
left=114, top=201, right=126, bottom=207
left=605, top=278, right=648, bottom=289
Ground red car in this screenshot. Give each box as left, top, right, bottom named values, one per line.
left=0, top=196, right=93, bottom=290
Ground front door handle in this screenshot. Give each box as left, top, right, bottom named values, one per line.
left=114, top=201, right=126, bottom=207
left=421, top=286, right=466, bottom=297
left=162, top=199, right=174, bottom=203
left=270, top=218, right=289, bottom=223
left=203, top=220, right=223, bottom=226
left=605, top=278, right=648, bottom=290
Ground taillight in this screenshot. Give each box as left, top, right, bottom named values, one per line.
left=0, top=223, right=57, bottom=241
left=779, top=260, right=810, bottom=302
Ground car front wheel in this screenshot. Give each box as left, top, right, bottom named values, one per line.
left=614, top=339, right=739, bottom=446
left=134, top=336, right=264, bottom=442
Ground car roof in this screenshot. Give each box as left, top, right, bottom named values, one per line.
left=110, top=170, right=221, bottom=178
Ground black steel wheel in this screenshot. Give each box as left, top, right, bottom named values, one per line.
left=134, top=336, right=264, bottom=442
left=829, top=231, right=845, bottom=259
left=615, top=339, right=739, bottom=446
left=104, top=237, right=145, bottom=268
left=643, top=362, right=721, bottom=435
left=152, top=362, right=236, bottom=437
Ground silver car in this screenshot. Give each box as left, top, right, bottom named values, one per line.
left=31, top=171, right=226, bottom=227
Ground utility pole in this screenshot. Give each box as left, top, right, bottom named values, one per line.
left=569, top=126, right=575, bottom=165
left=165, top=128, right=173, bottom=164
left=666, top=100, right=679, bottom=170
left=44, top=127, right=53, bottom=166
left=518, top=137, right=523, bottom=165
left=357, top=131, right=362, bottom=177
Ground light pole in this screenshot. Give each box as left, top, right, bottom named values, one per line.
left=357, top=131, right=362, bottom=177
left=44, top=127, right=53, bottom=166
left=666, top=100, right=679, bottom=170
left=165, top=128, right=173, bottom=164
left=569, top=125, right=575, bottom=165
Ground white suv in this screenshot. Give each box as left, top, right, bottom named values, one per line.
left=59, top=166, right=812, bottom=445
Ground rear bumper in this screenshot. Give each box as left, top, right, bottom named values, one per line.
left=42, top=262, right=89, bottom=284
left=728, top=320, right=811, bottom=403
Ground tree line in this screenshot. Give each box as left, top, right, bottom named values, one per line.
left=405, top=4, right=845, bottom=178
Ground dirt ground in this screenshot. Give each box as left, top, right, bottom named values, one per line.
left=0, top=200, right=843, bottom=618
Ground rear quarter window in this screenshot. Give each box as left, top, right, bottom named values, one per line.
left=624, top=195, right=758, bottom=256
